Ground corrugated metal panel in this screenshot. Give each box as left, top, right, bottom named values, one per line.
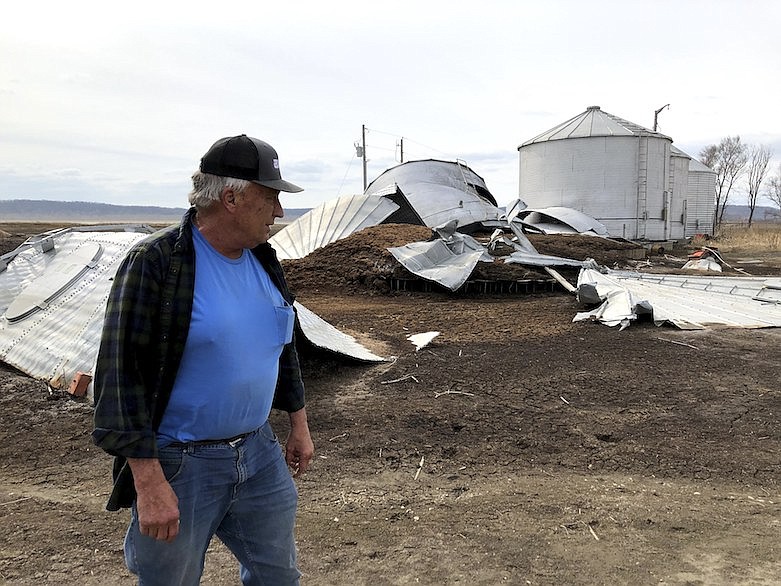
left=608, top=271, right=781, bottom=298
left=686, top=168, right=717, bottom=236
left=294, top=302, right=386, bottom=362
left=520, top=136, right=641, bottom=217
left=269, top=194, right=399, bottom=260
left=668, top=151, right=689, bottom=240
left=671, top=145, right=716, bottom=237
left=505, top=252, right=587, bottom=268
left=1, top=229, right=390, bottom=396
left=0, top=231, right=151, bottom=389
left=574, top=268, right=781, bottom=329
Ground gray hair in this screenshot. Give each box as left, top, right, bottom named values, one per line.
left=188, top=171, right=251, bottom=209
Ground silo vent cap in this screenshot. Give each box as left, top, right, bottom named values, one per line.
left=586, top=105, right=601, bottom=111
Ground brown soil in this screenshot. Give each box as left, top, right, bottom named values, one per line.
left=1, top=224, right=780, bottom=585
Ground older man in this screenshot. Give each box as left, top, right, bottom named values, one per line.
left=92, top=135, right=314, bottom=585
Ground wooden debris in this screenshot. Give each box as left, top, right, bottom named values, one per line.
left=381, top=374, right=420, bottom=385
left=584, top=522, right=600, bottom=541
left=434, top=390, right=475, bottom=399
left=0, top=496, right=32, bottom=507
left=656, top=337, right=699, bottom=350
left=414, top=455, right=425, bottom=480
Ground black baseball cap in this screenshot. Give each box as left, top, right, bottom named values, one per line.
left=200, top=134, right=303, bottom=193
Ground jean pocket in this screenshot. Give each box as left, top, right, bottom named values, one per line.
left=157, top=449, right=187, bottom=484
left=258, top=421, right=279, bottom=444
left=275, top=303, right=295, bottom=345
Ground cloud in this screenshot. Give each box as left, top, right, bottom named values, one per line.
left=1, top=0, right=779, bottom=213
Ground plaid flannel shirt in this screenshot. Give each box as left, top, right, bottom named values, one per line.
left=91, top=208, right=305, bottom=509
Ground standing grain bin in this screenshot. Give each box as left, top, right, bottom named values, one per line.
left=671, top=146, right=717, bottom=237
left=519, top=106, right=692, bottom=241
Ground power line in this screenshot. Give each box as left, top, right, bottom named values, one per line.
left=362, top=126, right=455, bottom=160
left=336, top=150, right=356, bottom=198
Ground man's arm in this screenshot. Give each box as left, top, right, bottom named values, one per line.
left=93, top=245, right=165, bottom=459
left=285, top=407, right=314, bottom=477
left=127, top=458, right=180, bottom=542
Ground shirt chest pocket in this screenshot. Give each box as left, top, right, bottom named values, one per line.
left=275, top=303, right=295, bottom=346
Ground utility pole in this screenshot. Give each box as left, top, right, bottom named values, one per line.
left=399, top=137, right=404, bottom=163
left=653, top=103, right=670, bottom=132
left=354, top=125, right=367, bottom=192
left=361, top=124, right=367, bottom=192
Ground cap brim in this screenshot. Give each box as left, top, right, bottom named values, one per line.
left=253, top=179, right=304, bottom=193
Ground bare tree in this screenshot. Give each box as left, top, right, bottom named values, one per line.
left=745, top=145, right=772, bottom=226
left=768, top=162, right=781, bottom=213
left=699, top=136, right=748, bottom=233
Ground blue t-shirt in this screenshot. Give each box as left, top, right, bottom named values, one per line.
left=156, top=226, right=295, bottom=446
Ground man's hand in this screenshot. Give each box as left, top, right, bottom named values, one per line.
left=285, top=407, right=315, bottom=477
left=127, top=458, right=180, bottom=542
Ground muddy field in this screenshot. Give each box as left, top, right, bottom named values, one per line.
left=1, top=223, right=779, bottom=585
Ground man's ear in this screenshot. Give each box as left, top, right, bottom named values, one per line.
left=221, top=187, right=237, bottom=209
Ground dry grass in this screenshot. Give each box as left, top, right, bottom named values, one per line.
left=703, top=223, right=781, bottom=253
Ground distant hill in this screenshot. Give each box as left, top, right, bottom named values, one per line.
left=721, top=204, right=780, bottom=222
left=6, top=198, right=774, bottom=225
left=0, top=199, right=310, bottom=223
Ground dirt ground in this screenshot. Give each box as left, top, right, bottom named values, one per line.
left=1, top=223, right=780, bottom=585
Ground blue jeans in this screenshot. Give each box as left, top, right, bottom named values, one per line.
left=124, top=421, right=300, bottom=585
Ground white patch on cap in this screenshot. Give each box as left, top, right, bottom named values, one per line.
left=273, top=159, right=280, bottom=169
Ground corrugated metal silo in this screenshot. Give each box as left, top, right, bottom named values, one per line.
left=518, top=106, right=680, bottom=240
left=684, top=156, right=717, bottom=236
left=668, top=149, right=690, bottom=240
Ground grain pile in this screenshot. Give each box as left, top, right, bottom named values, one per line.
left=282, top=224, right=647, bottom=295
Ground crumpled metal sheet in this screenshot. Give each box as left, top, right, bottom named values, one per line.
left=574, top=268, right=781, bottom=330
left=388, top=239, right=487, bottom=292
left=387, top=227, right=492, bottom=292
left=505, top=251, right=589, bottom=268
left=681, top=258, right=722, bottom=272
left=517, top=206, right=609, bottom=236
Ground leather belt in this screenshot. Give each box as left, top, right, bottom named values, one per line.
left=168, top=430, right=252, bottom=448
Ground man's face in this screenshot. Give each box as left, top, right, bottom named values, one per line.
left=234, top=183, right=284, bottom=245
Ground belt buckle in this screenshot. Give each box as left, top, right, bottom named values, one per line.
left=228, top=434, right=246, bottom=447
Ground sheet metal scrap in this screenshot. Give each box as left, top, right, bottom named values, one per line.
left=1, top=228, right=389, bottom=399
left=574, top=268, right=781, bottom=330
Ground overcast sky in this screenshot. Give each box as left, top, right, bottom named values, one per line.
left=2, top=0, right=780, bottom=212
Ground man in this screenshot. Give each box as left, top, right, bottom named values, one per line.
left=92, top=135, right=315, bottom=585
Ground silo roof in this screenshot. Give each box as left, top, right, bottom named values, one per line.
left=520, top=106, right=672, bottom=147
left=671, top=145, right=716, bottom=174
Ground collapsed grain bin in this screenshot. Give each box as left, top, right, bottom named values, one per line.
left=271, top=159, right=506, bottom=261
left=365, top=159, right=503, bottom=232
left=518, top=106, right=715, bottom=241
